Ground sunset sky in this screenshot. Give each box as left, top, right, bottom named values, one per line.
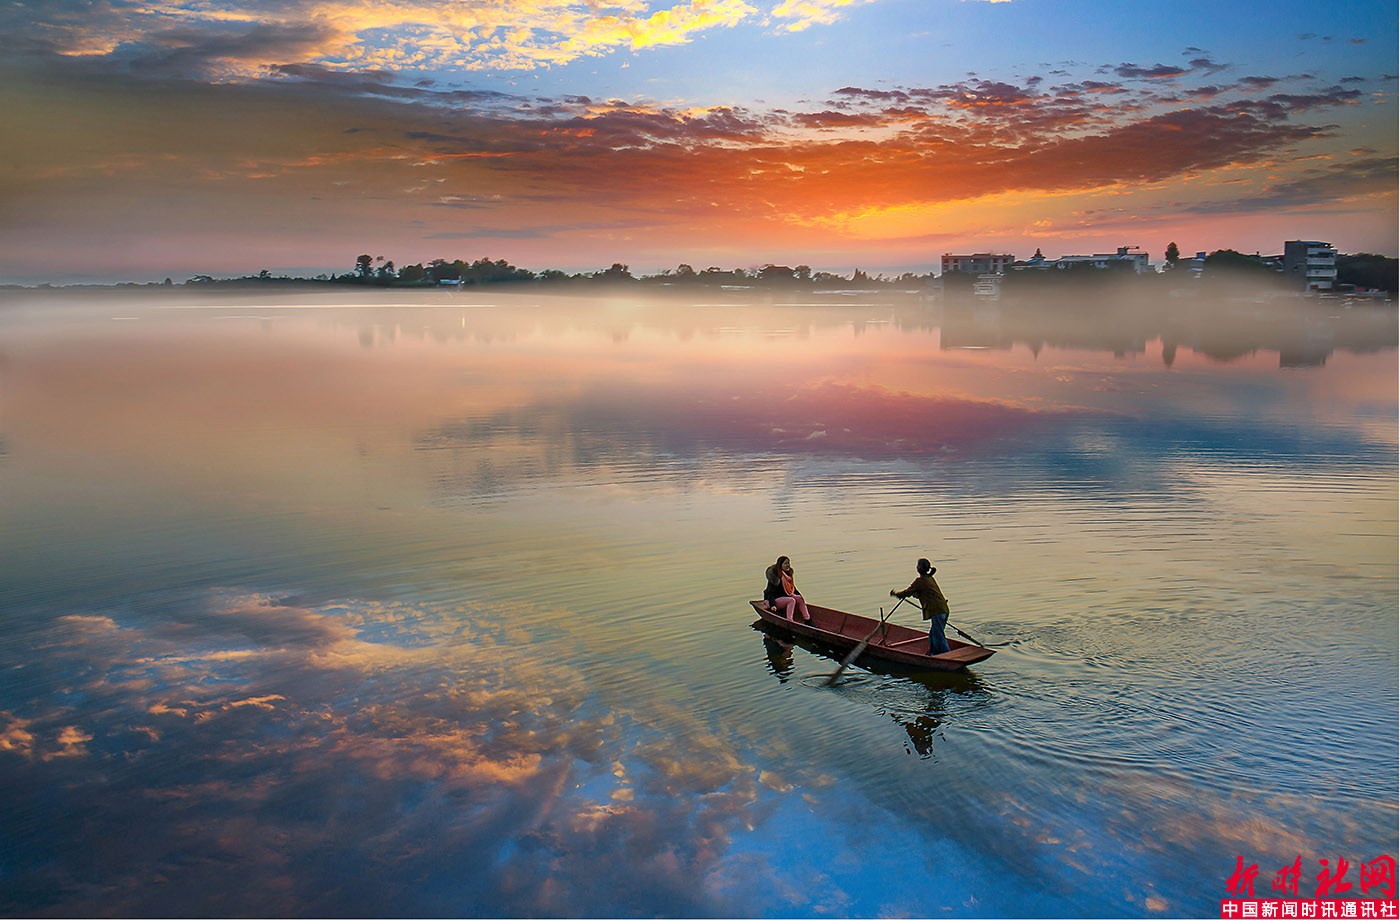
left=1, top=0, right=1396, bottom=283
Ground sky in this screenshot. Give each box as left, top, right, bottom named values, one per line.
left=0, top=0, right=1396, bottom=283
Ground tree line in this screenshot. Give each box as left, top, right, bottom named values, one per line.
left=329, top=255, right=931, bottom=288
left=337, top=249, right=1398, bottom=294
left=150, top=247, right=1396, bottom=295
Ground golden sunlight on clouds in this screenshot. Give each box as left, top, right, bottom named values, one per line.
left=52, top=726, right=94, bottom=759
left=561, top=0, right=758, bottom=53
left=0, top=712, right=94, bottom=762
left=55, top=1, right=772, bottom=74
left=768, top=0, right=859, bottom=32
left=0, top=714, right=36, bottom=757
left=792, top=190, right=1095, bottom=241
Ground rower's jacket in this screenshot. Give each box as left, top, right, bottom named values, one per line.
left=895, top=574, right=949, bottom=623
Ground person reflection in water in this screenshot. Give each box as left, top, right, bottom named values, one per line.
left=891, top=558, right=950, bottom=655
left=764, top=555, right=811, bottom=622
left=762, top=635, right=795, bottom=681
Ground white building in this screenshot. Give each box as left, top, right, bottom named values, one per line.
left=1282, top=240, right=1338, bottom=292
left=1053, top=246, right=1152, bottom=274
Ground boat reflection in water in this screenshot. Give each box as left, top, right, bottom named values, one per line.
left=752, top=618, right=994, bottom=759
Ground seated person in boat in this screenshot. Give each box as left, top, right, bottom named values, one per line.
left=891, top=558, right=950, bottom=654
left=764, top=555, right=811, bottom=622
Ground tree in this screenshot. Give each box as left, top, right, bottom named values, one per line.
left=939, top=270, right=976, bottom=297
left=354, top=254, right=374, bottom=280
left=597, top=263, right=634, bottom=282
left=1202, top=249, right=1286, bottom=291
left=1203, top=249, right=1271, bottom=274
left=461, top=257, right=535, bottom=283
left=426, top=259, right=458, bottom=283
left=1165, top=242, right=1180, bottom=268
left=1336, top=253, right=1398, bottom=293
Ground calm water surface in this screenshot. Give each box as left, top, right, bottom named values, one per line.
left=1, top=288, right=1396, bottom=918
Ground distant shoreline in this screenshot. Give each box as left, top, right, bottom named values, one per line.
left=4, top=251, right=1395, bottom=300
left=2, top=275, right=1393, bottom=307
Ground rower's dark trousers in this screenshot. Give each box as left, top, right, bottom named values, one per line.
left=929, top=616, right=950, bottom=654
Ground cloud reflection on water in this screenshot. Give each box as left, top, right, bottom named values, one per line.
left=4, top=580, right=1291, bottom=917
left=3, top=589, right=784, bottom=916
left=5, top=585, right=1053, bottom=918
left=411, top=368, right=1393, bottom=520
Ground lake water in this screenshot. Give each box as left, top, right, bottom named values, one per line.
left=1, top=287, right=1395, bottom=918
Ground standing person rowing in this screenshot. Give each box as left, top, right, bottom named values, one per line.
left=891, top=558, right=950, bottom=654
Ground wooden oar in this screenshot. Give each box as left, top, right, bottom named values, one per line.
left=826, top=597, right=907, bottom=686
left=946, top=619, right=1011, bottom=648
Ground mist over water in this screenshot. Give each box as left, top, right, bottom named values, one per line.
left=1, top=287, right=1395, bottom=918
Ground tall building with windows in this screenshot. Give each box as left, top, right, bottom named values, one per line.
left=1283, top=240, right=1337, bottom=292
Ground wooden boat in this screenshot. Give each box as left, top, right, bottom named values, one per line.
left=749, top=600, right=995, bottom=671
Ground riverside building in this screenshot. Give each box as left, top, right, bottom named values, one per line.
left=1283, top=240, right=1338, bottom=292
